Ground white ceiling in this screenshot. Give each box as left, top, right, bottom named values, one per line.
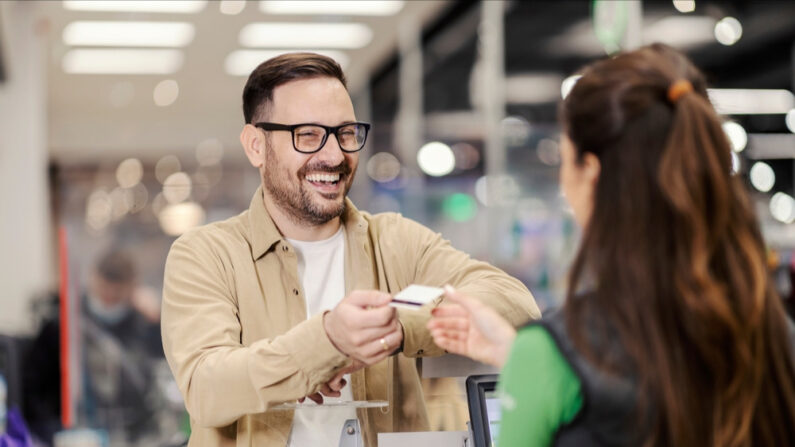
left=36, top=0, right=449, bottom=165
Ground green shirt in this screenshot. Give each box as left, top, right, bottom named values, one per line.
left=497, top=325, right=584, bottom=447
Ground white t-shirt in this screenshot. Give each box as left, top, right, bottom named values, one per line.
left=286, top=226, right=356, bottom=446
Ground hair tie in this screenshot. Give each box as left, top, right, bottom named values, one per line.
left=667, top=79, right=693, bottom=104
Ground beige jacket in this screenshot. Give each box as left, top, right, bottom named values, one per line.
left=162, top=186, right=540, bottom=447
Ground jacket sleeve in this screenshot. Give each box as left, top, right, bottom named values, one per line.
left=161, top=230, right=350, bottom=428
left=387, top=216, right=541, bottom=358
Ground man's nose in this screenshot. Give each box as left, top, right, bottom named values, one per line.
left=315, top=132, right=345, bottom=165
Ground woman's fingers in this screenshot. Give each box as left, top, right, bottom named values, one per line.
left=427, top=315, right=469, bottom=332
left=431, top=303, right=469, bottom=318
left=442, top=285, right=484, bottom=313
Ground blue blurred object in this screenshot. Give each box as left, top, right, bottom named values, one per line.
left=0, top=374, right=5, bottom=433
left=0, top=408, right=33, bottom=447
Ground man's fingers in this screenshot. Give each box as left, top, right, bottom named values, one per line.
left=356, top=326, right=402, bottom=362
left=306, top=393, right=323, bottom=405
left=346, top=290, right=392, bottom=308
left=327, top=375, right=347, bottom=392
left=350, top=319, right=400, bottom=347
left=351, top=305, right=395, bottom=328
left=319, top=383, right=341, bottom=397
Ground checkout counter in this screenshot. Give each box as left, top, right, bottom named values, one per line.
left=337, top=354, right=500, bottom=447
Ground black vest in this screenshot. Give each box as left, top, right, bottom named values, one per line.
left=531, top=310, right=795, bottom=446
left=527, top=310, right=648, bottom=447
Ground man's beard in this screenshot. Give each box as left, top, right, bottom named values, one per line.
left=262, top=144, right=355, bottom=226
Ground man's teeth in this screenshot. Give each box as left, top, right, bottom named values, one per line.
left=306, top=173, right=340, bottom=183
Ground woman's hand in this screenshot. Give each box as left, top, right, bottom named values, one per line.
left=427, top=285, right=517, bottom=368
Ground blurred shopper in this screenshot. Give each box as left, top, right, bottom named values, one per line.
left=25, top=249, right=163, bottom=446
left=161, top=52, right=539, bottom=447
left=429, top=43, right=795, bottom=446
left=81, top=249, right=163, bottom=443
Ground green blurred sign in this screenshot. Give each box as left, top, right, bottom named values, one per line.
left=442, top=193, right=478, bottom=222
left=592, top=0, right=630, bottom=54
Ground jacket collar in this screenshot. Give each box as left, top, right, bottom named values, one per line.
left=248, top=185, right=369, bottom=260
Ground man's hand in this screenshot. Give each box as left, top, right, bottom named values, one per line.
left=323, top=290, right=402, bottom=365
left=427, top=285, right=517, bottom=368
left=298, top=360, right=365, bottom=404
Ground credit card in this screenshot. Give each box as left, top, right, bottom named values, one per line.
left=390, top=284, right=445, bottom=309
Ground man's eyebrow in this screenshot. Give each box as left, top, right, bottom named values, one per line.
left=298, top=120, right=357, bottom=126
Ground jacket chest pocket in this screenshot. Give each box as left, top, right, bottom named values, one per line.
left=237, top=254, right=305, bottom=345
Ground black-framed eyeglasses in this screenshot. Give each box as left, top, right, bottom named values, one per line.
left=254, top=122, right=371, bottom=154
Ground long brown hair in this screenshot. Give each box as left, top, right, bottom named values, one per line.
left=560, top=43, right=795, bottom=446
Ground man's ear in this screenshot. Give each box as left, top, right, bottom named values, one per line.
left=241, top=124, right=265, bottom=168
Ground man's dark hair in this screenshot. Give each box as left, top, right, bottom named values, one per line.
left=96, top=249, right=136, bottom=284
left=242, top=52, right=347, bottom=124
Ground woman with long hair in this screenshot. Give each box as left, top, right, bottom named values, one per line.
left=428, top=43, right=795, bottom=446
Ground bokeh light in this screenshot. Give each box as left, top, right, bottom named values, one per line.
left=536, top=138, right=560, bottom=166
left=451, top=143, right=480, bottom=170
left=730, top=152, right=741, bottom=174
left=673, top=0, right=695, bottom=13
left=417, top=142, right=455, bottom=177
left=163, top=172, right=192, bottom=203
left=475, top=175, right=521, bottom=207
left=109, top=187, right=130, bottom=220
left=367, top=152, right=402, bottom=183
left=155, top=155, right=182, bottom=183
left=561, top=74, right=581, bottom=99
left=785, top=109, right=795, bottom=133
left=115, top=157, right=143, bottom=188
left=722, top=121, right=747, bottom=152
left=714, top=17, right=742, bottom=46
left=219, top=0, right=245, bottom=15
left=770, top=192, right=795, bottom=224
left=749, top=162, right=775, bottom=192
left=158, top=202, right=206, bottom=236
left=86, top=189, right=112, bottom=230
left=153, top=79, right=179, bottom=107
left=195, top=138, right=224, bottom=166
left=501, top=116, right=532, bottom=147
left=125, top=183, right=149, bottom=214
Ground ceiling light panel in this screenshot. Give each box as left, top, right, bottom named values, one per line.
left=62, top=1, right=207, bottom=13
left=225, top=50, right=349, bottom=76
left=708, top=89, right=795, bottom=115
left=239, top=23, right=373, bottom=49
left=259, top=0, right=404, bottom=16
left=642, top=16, right=716, bottom=49
left=63, top=49, right=184, bottom=75
left=63, top=21, right=195, bottom=47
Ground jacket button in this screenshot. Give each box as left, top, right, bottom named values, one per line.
left=282, top=245, right=288, bottom=251
left=416, top=349, right=424, bottom=355
left=293, top=289, right=299, bottom=295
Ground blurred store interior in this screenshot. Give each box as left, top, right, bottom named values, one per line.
left=0, top=0, right=794, bottom=445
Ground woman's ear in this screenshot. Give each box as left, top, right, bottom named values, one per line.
left=240, top=124, right=264, bottom=168
left=581, top=152, right=601, bottom=188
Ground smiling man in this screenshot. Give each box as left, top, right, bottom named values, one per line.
left=161, top=53, right=539, bottom=447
